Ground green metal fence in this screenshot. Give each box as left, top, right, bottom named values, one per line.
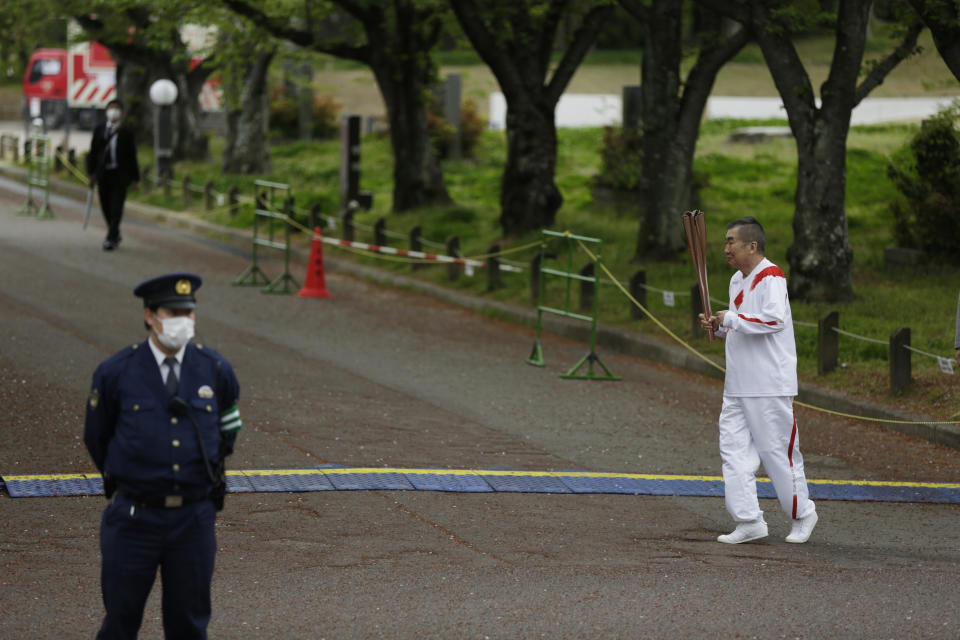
left=233, top=180, right=300, bottom=294
left=18, top=134, right=53, bottom=219
left=526, top=230, right=619, bottom=380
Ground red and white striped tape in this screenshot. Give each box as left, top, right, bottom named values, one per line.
left=320, top=236, right=486, bottom=268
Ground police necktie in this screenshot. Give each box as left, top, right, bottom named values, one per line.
left=164, top=357, right=179, bottom=398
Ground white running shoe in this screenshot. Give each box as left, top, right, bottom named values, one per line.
left=785, top=511, right=819, bottom=544
left=717, top=520, right=768, bottom=544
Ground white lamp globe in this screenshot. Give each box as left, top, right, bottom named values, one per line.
left=149, top=79, right=179, bottom=106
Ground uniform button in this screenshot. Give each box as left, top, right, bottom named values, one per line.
left=173, top=464, right=180, bottom=472
left=133, top=404, right=139, bottom=411
left=172, top=439, right=180, bottom=447
left=206, top=405, right=212, bottom=412
left=171, top=417, right=178, bottom=425
left=174, top=484, right=180, bottom=490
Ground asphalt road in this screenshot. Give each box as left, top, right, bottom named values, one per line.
left=1, top=178, right=959, bottom=639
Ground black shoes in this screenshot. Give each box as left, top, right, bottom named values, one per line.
left=102, top=236, right=122, bottom=251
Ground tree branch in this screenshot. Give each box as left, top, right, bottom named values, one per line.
left=854, top=19, right=923, bottom=105
left=680, top=23, right=750, bottom=132
left=617, top=0, right=649, bottom=23
left=907, top=0, right=960, bottom=80
left=537, top=0, right=570, bottom=79
left=545, top=4, right=614, bottom=104
left=694, top=0, right=750, bottom=25
left=449, top=0, right=525, bottom=95
left=747, top=1, right=817, bottom=139
left=221, top=0, right=370, bottom=63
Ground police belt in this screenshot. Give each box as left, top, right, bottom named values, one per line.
left=119, top=490, right=211, bottom=508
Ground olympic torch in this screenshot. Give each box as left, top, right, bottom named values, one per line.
left=682, top=210, right=714, bottom=341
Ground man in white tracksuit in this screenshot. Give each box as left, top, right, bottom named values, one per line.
left=701, top=217, right=818, bottom=544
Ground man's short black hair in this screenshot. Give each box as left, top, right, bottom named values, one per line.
left=727, top=216, right=765, bottom=253
left=106, top=99, right=123, bottom=111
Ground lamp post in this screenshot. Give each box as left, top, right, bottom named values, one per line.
left=149, top=79, right=178, bottom=183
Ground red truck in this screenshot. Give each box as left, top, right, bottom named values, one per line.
left=23, top=39, right=221, bottom=130
left=23, top=40, right=116, bottom=129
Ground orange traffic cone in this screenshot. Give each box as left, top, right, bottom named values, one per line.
left=297, top=227, right=333, bottom=298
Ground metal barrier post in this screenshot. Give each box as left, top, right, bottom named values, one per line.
left=410, top=226, right=423, bottom=272
left=525, top=230, right=620, bottom=380
left=18, top=133, right=54, bottom=218
left=486, top=243, right=502, bottom=291
left=233, top=191, right=271, bottom=287
left=374, top=217, right=386, bottom=246
left=817, top=310, right=839, bottom=375
left=526, top=241, right=547, bottom=367
left=690, top=283, right=702, bottom=338
left=629, top=270, right=647, bottom=321
left=890, top=327, right=911, bottom=394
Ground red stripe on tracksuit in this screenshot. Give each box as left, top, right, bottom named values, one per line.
left=737, top=314, right=778, bottom=325
left=750, top=265, right=785, bottom=290
left=733, top=267, right=783, bottom=320
left=788, top=412, right=798, bottom=519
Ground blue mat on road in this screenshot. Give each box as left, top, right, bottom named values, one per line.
left=2, top=468, right=958, bottom=504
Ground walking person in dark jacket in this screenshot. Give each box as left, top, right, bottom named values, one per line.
left=87, top=100, right=139, bottom=251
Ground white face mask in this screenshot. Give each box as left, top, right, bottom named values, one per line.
left=155, top=315, right=195, bottom=351
left=106, top=108, right=122, bottom=123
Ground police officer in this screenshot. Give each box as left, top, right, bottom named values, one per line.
left=84, top=273, right=241, bottom=639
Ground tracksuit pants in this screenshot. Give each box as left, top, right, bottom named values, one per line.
left=718, top=395, right=816, bottom=523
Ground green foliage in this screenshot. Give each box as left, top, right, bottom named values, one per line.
left=268, top=86, right=342, bottom=140
left=886, top=104, right=960, bottom=263
left=592, top=127, right=643, bottom=190
left=428, top=98, right=487, bottom=159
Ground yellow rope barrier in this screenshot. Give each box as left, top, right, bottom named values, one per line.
left=53, top=148, right=90, bottom=186
left=574, top=237, right=959, bottom=426
left=280, top=211, right=539, bottom=264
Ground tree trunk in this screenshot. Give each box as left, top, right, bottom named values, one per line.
left=500, top=96, right=562, bottom=235
left=625, top=0, right=748, bottom=261
left=907, top=0, right=960, bottom=81
left=449, top=0, right=613, bottom=237
left=223, top=50, right=274, bottom=175
left=727, top=0, right=921, bottom=302
left=221, top=0, right=453, bottom=213
left=635, top=0, right=686, bottom=259
left=787, top=118, right=855, bottom=301
left=373, top=62, right=451, bottom=212
left=172, top=68, right=210, bottom=161
left=114, top=59, right=151, bottom=144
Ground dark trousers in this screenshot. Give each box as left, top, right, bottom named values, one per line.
left=97, top=171, right=129, bottom=243
left=96, top=494, right=217, bottom=640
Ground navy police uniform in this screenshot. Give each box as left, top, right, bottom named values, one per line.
left=84, top=273, right=241, bottom=640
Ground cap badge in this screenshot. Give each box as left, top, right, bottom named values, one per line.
left=197, top=385, right=215, bottom=399
left=175, top=279, right=192, bottom=295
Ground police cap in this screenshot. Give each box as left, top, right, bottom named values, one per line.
left=133, top=272, right=202, bottom=309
